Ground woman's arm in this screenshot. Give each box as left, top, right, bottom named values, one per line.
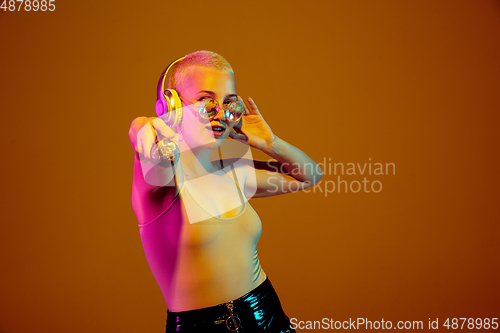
left=229, top=97, right=323, bottom=198
left=254, top=137, right=323, bottom=197
left=235, top=138, right=322, bottom=199
left=129, top=116, right=180, bottom=186
left=129, top=116, right=180, bottom=224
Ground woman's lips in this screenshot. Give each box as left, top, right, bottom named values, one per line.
left=206, top=124, right=226, bottom=138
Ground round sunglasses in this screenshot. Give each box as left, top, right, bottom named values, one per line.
left=183, top=97, right=246, bottom=123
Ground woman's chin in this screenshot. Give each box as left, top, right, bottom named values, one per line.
left=200, top=131, right=228, bottom=149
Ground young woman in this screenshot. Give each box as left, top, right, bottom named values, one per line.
left=128, top=51, right=323, bottom=332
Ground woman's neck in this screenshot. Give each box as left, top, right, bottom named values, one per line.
left=177, top=144, right=221, bottom=179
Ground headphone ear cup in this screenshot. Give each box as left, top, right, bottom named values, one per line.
left=162, top=89, right=183, bottom=128
left=156, top=99, right=166, bottom=117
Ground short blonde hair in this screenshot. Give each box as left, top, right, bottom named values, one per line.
left=168, top=50, right=234, bottom=94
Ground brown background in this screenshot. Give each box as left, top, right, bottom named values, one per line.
left=1, top=0, right=499, bottom=332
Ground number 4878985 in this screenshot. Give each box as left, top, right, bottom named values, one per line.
left=1, top=0, right=56, bottom=11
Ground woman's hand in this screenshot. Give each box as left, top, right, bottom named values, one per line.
left=128, top=116, right=178, bottom=163
left=228, top=97, right=277, bottom=152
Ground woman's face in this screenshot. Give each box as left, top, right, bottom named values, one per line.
left=177, top=67, right=238, bottom=151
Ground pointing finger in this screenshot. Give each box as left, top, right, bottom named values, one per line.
left=152, top=117, right=176, bottom=140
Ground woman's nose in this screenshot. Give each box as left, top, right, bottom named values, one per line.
left=212, top=100, right=227, bottom=121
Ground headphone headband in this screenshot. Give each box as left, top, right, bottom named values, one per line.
left=157, top=56, right=185, bottom=101
left=156, top=56, right=185, bottom=128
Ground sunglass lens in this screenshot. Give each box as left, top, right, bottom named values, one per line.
left=229, top=102, right=245, bottom=121
left=206, top=100, right=219, bottom=118
left=198, top=99, right=218, bottom=119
